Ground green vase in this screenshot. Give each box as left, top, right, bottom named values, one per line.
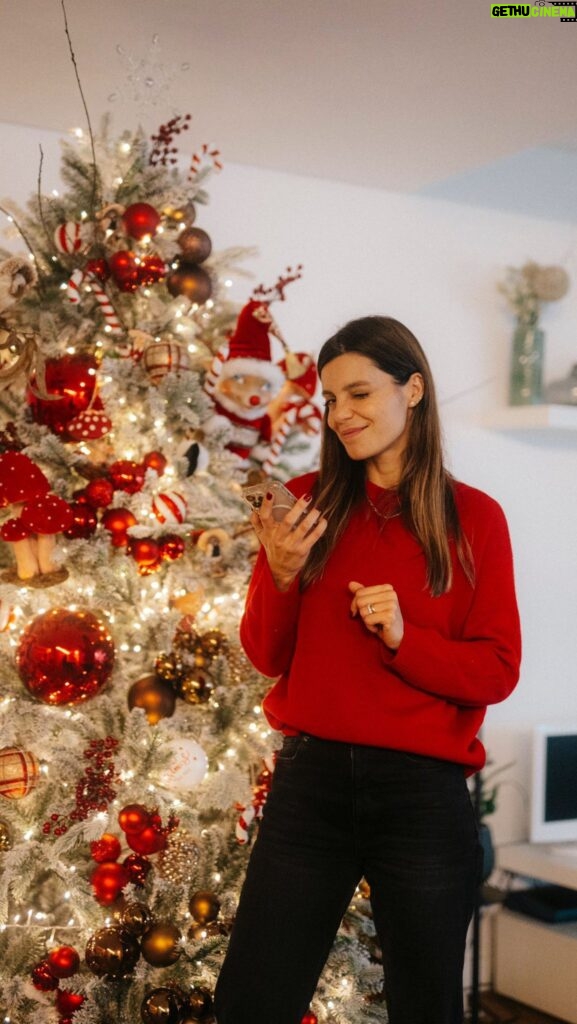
left=509, top=322, right=545, bottom=405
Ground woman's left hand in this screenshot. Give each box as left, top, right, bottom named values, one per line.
left=348, top=580, right=404, bottom=650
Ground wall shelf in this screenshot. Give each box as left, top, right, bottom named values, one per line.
left=486, top=404, right=577, bottom=434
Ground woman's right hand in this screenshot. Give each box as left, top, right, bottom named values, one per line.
left=251, top=492, right=327, bottom=591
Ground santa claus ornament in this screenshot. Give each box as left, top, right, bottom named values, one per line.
left=204, top=267, right=303, bottom=470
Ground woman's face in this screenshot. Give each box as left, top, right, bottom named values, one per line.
left=320, top=352, right=423, bottom=477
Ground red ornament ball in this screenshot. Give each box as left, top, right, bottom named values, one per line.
left=177, top=226, right=212, bottom=263
left=55, top=989, right=85, bottom=1016
left=91, top=860, right=130, bottom=905
left=85, top=257, right=110, bottom=282
left=31, top=959, right=59, bottom=991
left=47, top=945, right=80, bottom=979
left=118, top=803, right=150, bottom=834
left=108, top=460, right=145, bottom=494
left=90, top=832, right=122, bottom=863
left=138, top=253, right=166, bottom=285
left=301, top=1014, right=318, bottom=1024
left=27, top=354, right=99, bottom=438
left=129, top=537, right=163, bottom=574
left=160, top=534, right=186, bottom=561
left=85, top=477, right=115, bottom=508
left=17, top=609, right=115, bottom=705
left=125, top=823, right=167, bottom=855
left=122, top=202, right=161, bottom=240
left=123, top=852, right=152, bottom=887
left=109, top=250, right=140, bottom=292
left=166, top=262, right=212, bottom=303
left=101, top=507, right=137, bottom=547
left=62, top=502, right=98, bottom=540
left=142, top=450, right=167, bottom=476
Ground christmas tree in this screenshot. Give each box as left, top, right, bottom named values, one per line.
left=0, top=74, right=384, bottom=1024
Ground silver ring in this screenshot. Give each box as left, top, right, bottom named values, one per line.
left=367, top=603, right=375, bottom=615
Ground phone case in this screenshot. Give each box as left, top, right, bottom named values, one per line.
left=242, top=480, right=297, bottom=522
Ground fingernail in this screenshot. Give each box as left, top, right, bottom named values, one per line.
left=266, top=491, right=273, bottom=500
left=303, top=493, right=312, bottom=502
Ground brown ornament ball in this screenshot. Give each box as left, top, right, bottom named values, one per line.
left=85, top=924, right=140, bottom=977
left=182, top=985, right=214, bottom=1020
left=177, top=227, right=212, bottom=263
left=166, top=262, right=212, bottom=303
left=189, top=890, right=221, bottom=924
left=141, top=987, right=186, bottom=1024
left=128, top=674, right=176, bottom=725
left=140, top=922, right=182, bottom=966
left=177, top=670, right=213, bottom=705
left=120, top=900, right=152, bottom=936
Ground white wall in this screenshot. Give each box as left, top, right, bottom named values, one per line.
left=2, top=121, right=577, bottom=847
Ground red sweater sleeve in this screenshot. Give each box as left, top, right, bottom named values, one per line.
left=383, top=491, right=521, bottom=707
left=240, top=548, right=302, bottom=678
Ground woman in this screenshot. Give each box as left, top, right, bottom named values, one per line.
left=214, top=316, right=521, bottom=1024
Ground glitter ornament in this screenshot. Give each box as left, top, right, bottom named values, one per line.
left=84, top=257, right=110, bottom=282
left=109, top=249, right=140, bottom=292
left=55, top=989, right=85, bottom=1016
left=159, top=534, right=186, bottom=561
left=91, top=860, right=130, bottom=905
left=140, top=922, right=182, bottom=966
left=62, top=501, right=98, bottom=540
left=152, top=489, right=187, bottom=524
left=128, top=674, right=176, bottom=725
left=85, top=477, right=115, bottom=508
left=108, top=459, right=145, bottom=494
left=189, top=890, right=220, bottom=924
left=143, top=340, right=190, bottom=384
left=137, top=253, right=166, bottom=286
left=0, top=746, right=40, bottom=799
left=31, top=959, right=59, bottom=991
left=120, top=901, right=152, bottom=936
left=166, top=262, right=212, bottom=303
left=122, top=202, right=161, bottom=240
left=177, top=226, right=212, bottom=263
left=47, top=946, right=80, bottom=979
left=101, top=506, right=137, bottom=547
left=157, top=828, right=200, bottom=884
left=90, top=833, right=122, bottom=863
left=141, top=987, right=185, bottom=1024
left=85, top=925, right=140, bottom=977
left=17, top=608, right=115, bottom=705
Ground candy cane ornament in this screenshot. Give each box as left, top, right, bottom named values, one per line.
left=66, top=269, right=123, bottom=335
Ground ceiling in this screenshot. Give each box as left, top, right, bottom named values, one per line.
left=1, top=0, right=577, bottom=221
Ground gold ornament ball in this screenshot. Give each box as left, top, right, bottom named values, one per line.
left=166, top=263, right=212, bottom=303
left=140, top=922, right=182, bottom=966
left=128, top=674, right=176, bottom=725
left=85, top=925, right=140, bottom=977
left=157, top=828, right=200, bottom=884
left=177, top=671, right=213, bottom=705
left=189, top=890, right=221, bottom=924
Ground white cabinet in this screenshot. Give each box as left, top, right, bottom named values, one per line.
left=494, top=842, right=577, bottom=1022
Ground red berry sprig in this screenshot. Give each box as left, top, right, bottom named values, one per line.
left=149, top=114, right=192, bottom=166
left=42, top=737, right=120, bottom=836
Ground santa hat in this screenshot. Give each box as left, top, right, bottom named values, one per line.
left=280, top=352, right=318, bottom=397
left=208, top=300, right=285, bottom=392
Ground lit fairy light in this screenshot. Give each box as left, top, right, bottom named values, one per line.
left=119, top=141, right=131, bottom=154
left=73, top=127, right=84, bottom=139
left=51, top=189, right=60, bottom=197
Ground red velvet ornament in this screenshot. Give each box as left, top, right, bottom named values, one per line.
left=118, top=803, right=150, bottom=834
left=101, top=507, right=137, bottom=547
left=108, top=250, right=140, bottom=292
left=125, top=823, right=167, bottom=855
left=47, top=945, right=80, bottom=979
left=91, top=860, right=130, bottom=905
left=137, top=253, right=166, bottom=285
left=128, top=537, right=163, bottom=574
left=27, top=354, right=100, bottom=438
left=159, top=535, right=185, bottom=561
left=63, top=502, right=98, bottom=540
left=85, top=477, right=115, bottom=508
left=166, top=262, right=212, bottom=303
left=142, top=450, right=167, bottom=476
left=16, top=608, right=115, bottom=705
left=85, top=257, right=110, bottom=282
left=122, top=202, right=161, bottom=240
left=31, top=959, right=59, bottom=991
left=123, top=852, right=152, bottom=886
left=55, top=989, right=85, bottom=1016
left=108, top=460, right=145, bottom=494
left=90, top=832, right=122, bottom=863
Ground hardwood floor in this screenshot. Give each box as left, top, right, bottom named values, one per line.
left=475, top=991, right=566, bottom=1023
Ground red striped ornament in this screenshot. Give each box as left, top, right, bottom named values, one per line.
left=54, top=221, right=89, bottom=255
left=0, top=747, right=40, bottom=799
left=152, top=490, right=188, bottom=524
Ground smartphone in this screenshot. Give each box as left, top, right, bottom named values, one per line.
left=242, top=479, right=297, bottom=522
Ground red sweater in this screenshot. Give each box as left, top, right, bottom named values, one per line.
left=240, top=473, right=521, bottom=773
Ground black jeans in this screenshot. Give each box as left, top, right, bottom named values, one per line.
left=214, top=734, right=480, bottom=1024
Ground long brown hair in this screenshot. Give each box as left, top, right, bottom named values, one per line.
left=300, top=316, right=473, bottom=595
